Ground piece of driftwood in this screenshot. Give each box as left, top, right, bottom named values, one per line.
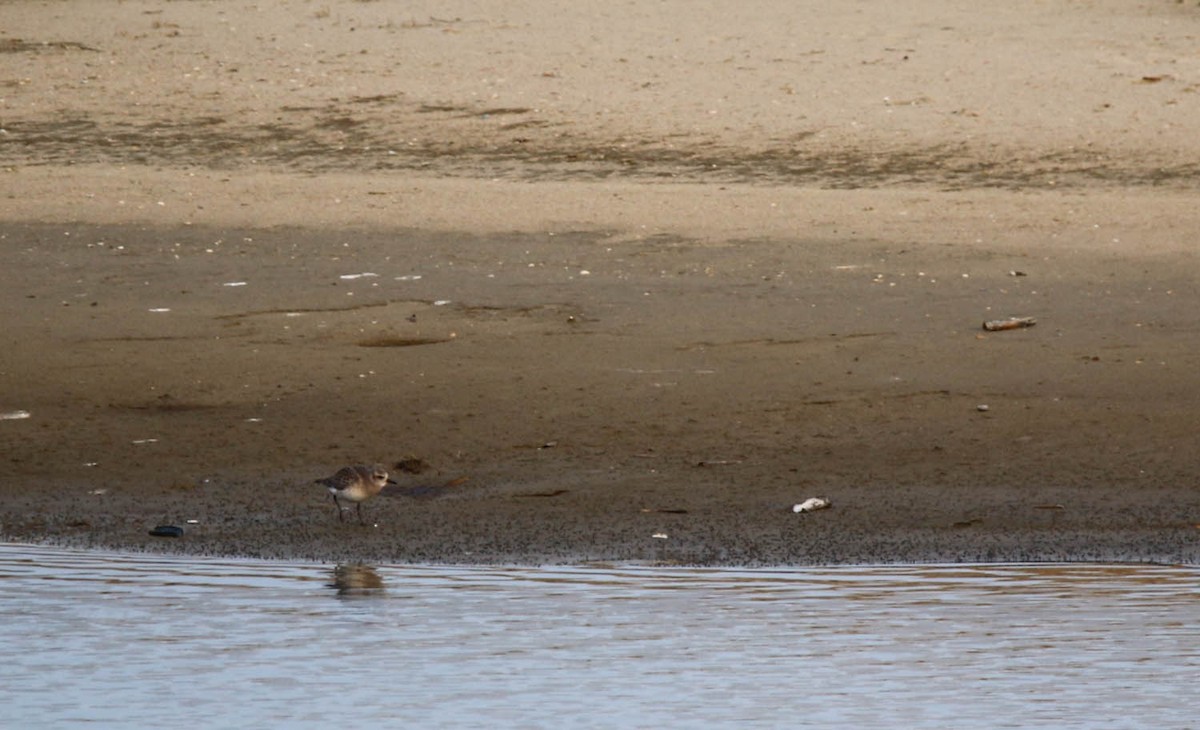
left=983, top=316, right=1037, bottom=331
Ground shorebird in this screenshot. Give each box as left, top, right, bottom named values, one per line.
left=316, top=464, right=396, bottom=525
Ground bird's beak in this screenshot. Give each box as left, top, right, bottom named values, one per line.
left=387, top=478, right=398, bottom=485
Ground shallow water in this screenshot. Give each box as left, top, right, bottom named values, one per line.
left=1, top=544, right=1196, bottom=728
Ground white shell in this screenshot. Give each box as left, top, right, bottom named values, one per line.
left=793, top=497, right=831, bottom=513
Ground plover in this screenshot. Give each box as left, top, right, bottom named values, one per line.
left=316, top=464, right=396, bottom=525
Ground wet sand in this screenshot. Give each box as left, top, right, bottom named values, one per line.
left=2, top=0, right=1198, bottom=564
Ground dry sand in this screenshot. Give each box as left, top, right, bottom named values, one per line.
left=2, top=0, right=1198, bottom=565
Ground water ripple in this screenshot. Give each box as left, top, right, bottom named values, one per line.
left=1, top=544, right=1196, bottom=728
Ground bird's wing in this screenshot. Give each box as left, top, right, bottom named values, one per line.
left=317, top=467, right=359, bottom=490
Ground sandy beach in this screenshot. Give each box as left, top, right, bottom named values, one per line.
left=2, top=0, right=1198, bottom=564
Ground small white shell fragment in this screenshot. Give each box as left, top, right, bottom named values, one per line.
left=88, top=489, right=107, bottom=495
left=977, top=404, right=990, bottom=412
left=339, top=273, right=379, bottom=280
left=131, top=438, right=159, bottom=444
left=186, top=519, right=200, bottom=524
left=793, top=497, right=831, bottom=513
left=222, top=281, right=248, bottom=287
left=394, top=275, right=423, bottom=281
left=148, top=308, right=171, bottom=313
left=433, top=300, right=452, bottom=306
left=651, top=533, right=669, bottom=539
left=0, top=410, right=31, bottom=420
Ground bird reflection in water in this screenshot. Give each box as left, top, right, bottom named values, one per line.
left=327, top=564, right=385, bottom=598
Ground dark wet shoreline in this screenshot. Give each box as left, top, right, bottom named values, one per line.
left=2, top=216, right=1199, bottom=567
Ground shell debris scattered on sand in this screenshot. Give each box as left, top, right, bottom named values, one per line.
left=793, top=497, right=832, bottom=513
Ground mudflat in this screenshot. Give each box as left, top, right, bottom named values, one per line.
left=2, top=0, right=1198, bottom=564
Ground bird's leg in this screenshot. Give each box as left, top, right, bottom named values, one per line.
left=334, top=494, right=344, bottom=522
left=357, top=502, right=366, bottom=526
